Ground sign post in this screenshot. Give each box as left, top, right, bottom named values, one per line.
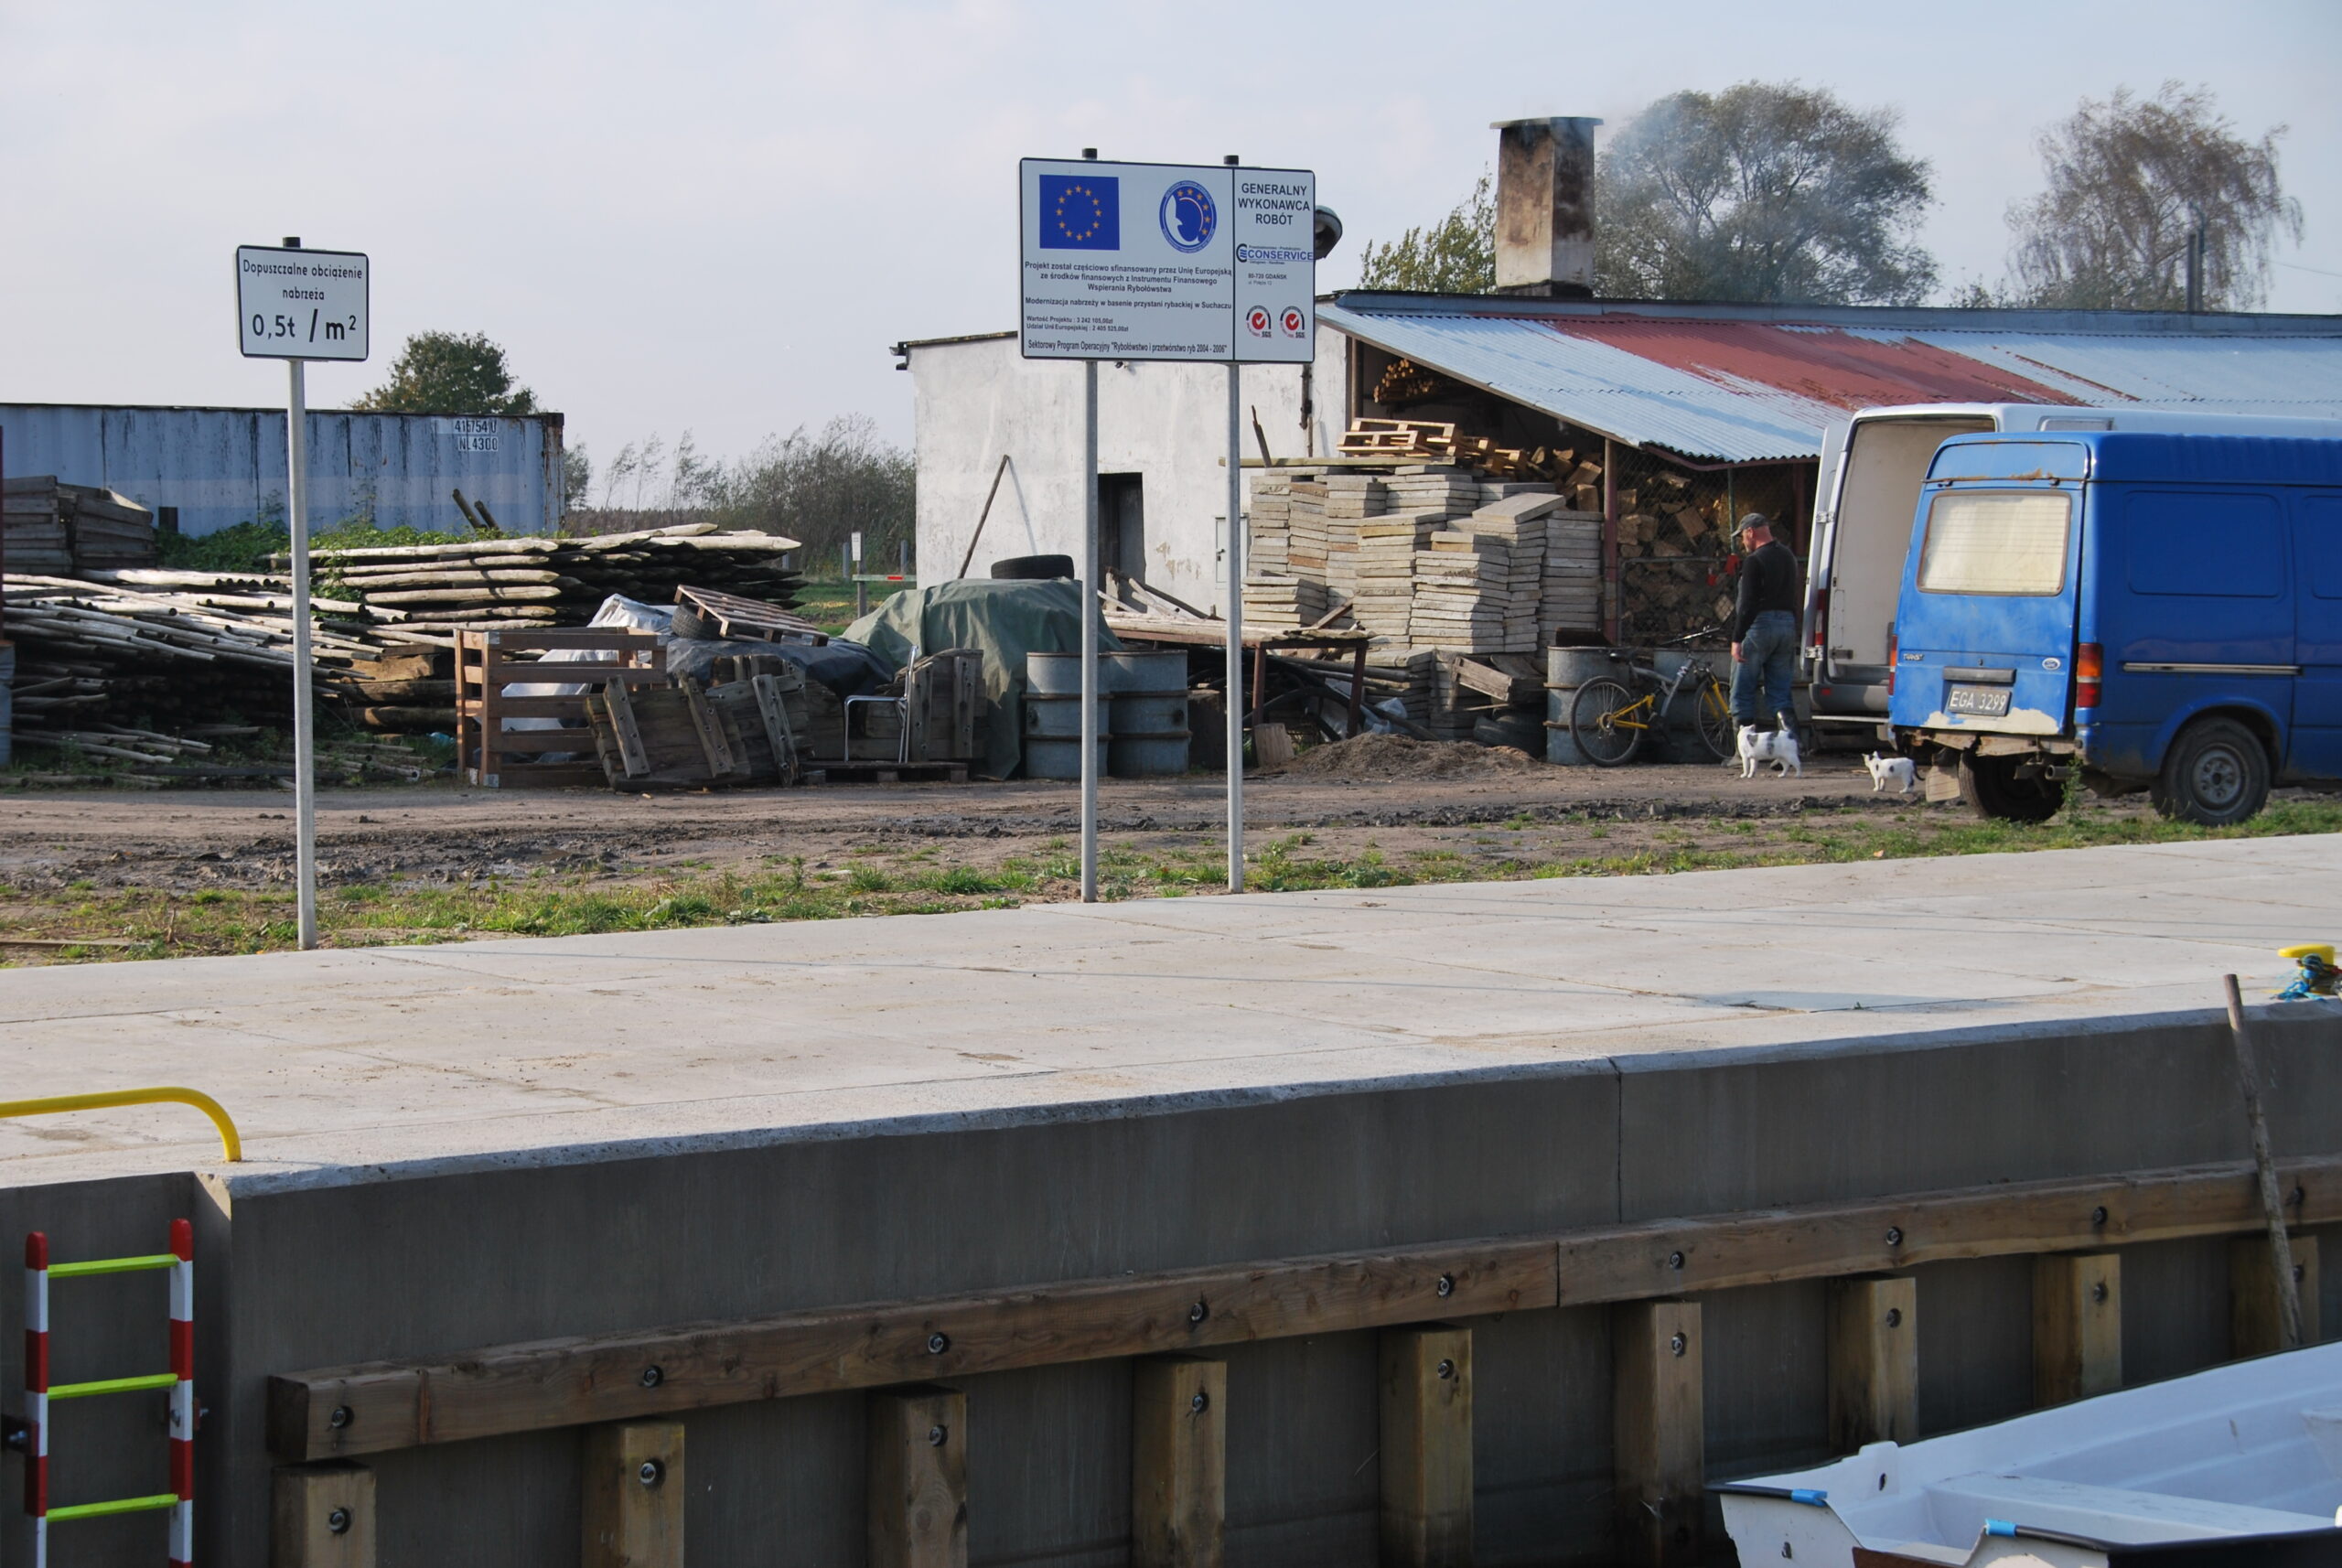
left=1019, top=155, right=1316, bottom=897
left=236, top=239, right=369, bottom=950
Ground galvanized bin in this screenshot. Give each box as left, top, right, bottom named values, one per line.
left=1102, top=650, right=1190, bottom=777
left=1024, top=652, right=1109, bottom=779
left=1543, top=646, right=1614, bottom=766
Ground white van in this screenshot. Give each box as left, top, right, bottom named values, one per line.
left=1804, top=403, right=2342, bottom=735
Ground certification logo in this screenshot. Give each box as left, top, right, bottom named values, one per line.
left=1280, top=306, right=1306, bottom=338
left=1159, top=180, right=1218, bottom=252
left=1039, top=175, right=1120, bottom=251
left=1244, top=306, right=1273, bottom=338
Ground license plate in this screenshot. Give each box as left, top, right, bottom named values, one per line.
left=1946, top=684, right=2012, bottom=717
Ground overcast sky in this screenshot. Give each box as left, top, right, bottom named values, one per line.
left=6, top=0, right=2337, bottom=489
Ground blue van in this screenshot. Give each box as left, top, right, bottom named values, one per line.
left=1886, top=432, right=2342, bottom=824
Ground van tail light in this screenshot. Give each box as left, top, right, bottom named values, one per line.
left=1885, top=631, right=1896, bottom=697
left=2076, top=643, right=2102, bottom=711
left=1810, top=588, right=1829, bottom=647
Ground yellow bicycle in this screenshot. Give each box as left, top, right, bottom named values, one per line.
left=1567, top=644, right=1735, bottom=767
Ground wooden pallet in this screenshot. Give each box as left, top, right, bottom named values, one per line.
left=455, top=628, right=666, bottom=788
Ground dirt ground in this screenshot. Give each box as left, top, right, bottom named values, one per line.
left=0, top=742, right=1897, bottom=895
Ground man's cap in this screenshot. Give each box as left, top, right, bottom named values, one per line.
left=1737, top=511, right=1771, bottom=534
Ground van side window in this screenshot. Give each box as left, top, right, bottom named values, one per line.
left=1916, top=490, right=2071, bottom=596
left=2126, top=490, right=2283, bottom=597
left=2302, top=495, right=2342, bottom=600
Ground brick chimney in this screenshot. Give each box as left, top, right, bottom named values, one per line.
left=1491, top=116, right=1601, bottom=297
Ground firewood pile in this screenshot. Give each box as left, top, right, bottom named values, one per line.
left=1612, top=474, right=1740, bottom=644
left=306, top=524, right=804, bottom=634
left=3, top=478, right=156, bottom=574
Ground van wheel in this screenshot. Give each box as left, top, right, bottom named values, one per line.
left=1958, top=753, right=2061, bottom=822
left=2152, top=718, right=2270, bottom=826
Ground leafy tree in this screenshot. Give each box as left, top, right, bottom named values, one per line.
left=1595, top=82, right=1937, bottom=304
left=352, top=330, right=538, bottom=414
left=561, top=445, right=592, bottom=515
left=2004, top=82, right=2300, bottom=310
left=1355, top=173, right=1495, bottom=293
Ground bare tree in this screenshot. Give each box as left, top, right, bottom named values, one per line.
left=1355, top=173, right=1496, bottom=293
left=1596, top=81, right=1937, bottom=305
left=2006, top=82, right=2300, bottom=311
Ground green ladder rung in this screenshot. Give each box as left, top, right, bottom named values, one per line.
left=47, top=1492, right=179, bottom=1522
left=48, top=1371, right=178, bottom=1401
left=48, top=1253, right=178, bottom=1278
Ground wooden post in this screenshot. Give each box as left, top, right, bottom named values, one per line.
left=582, top=1420, right=685, bottom=1568
left=271, top=1461, right=375, bottom=1568
left=1380, top=1325, right=1472, bottom=1568
left=2234, top=1233, right=2321, bottom=1358
left=869, top=1384, right=968, bottom=1568
left=2034, top=1253, right=2122, bottom=1405
left=1827, top=1275, right=1917, bottom=1451
left=1613, top=1301, right=1702, bottom=1568
left=1132, top=1355, right=1225, bottom=1568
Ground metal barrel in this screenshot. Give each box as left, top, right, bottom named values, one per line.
left=1543, top=645, right=1617, bottom=766
left=1026, top=651, right=1085, bottom=697
left=1024, top=654, right=1109, bottom=779
left=1102, top=651, right=1191, bottom=776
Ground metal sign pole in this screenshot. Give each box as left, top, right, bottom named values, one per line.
left=1080, top=360, right=1101, bottom=902
left=286, top=356, right=318, bottom=950
left=1225, top=362, right=1244, bottom=892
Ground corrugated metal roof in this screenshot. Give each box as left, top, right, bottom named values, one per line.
left=1316, top=296, right=2342, bottom=463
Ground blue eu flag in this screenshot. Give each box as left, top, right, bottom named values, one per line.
left=1039, top=175, right=1119, bottom=251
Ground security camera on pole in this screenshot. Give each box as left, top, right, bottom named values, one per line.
left=235, top=239, right=370, bottom=950
left=1018, top=152, right=1316, bottom=897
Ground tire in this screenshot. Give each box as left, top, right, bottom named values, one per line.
left=1690, top=675, right=1735, bottom=762
left=990, top=553, right=1076, bottom=581
left=1570, top=677, right=1649, bottom=767
left=1958, top=752, right=2062, bottom=822
left=1473, top=711, right=1545, bottom=753
left=2152, top=717, right=2271, bottom=826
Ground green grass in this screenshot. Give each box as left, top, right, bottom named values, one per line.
left=7, top=795, right=2342, bottom=966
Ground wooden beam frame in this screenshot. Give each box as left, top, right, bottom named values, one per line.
left=1132, top=1356, right=1225, bottom=1568
left=2034, top=1253, right=2122, bottom=1406
left=869, top=1385, right=967, bottom=1568
left=1826, top=1275, right=1916, bottom=1451
left=2232, top=1233, right=2320, bottom=1359
left=268, top=1155, right=2341, bottom=1463
left=1614, top=1300, right=1702, bottom=1568
left=1379, top=1326, right=1473, bottom=1568
left=582, top=1421, right=684, bottom=1568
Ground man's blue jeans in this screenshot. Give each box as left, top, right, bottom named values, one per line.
left=1732, top=609, right=1798, bottom=726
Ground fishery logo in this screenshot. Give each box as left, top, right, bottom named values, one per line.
left=1159, top=180, right=1217, bottom=253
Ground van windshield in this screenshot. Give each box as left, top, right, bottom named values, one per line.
left=1917, top=490, right=2072, bottom=596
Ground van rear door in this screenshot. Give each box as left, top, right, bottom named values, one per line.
left=2294, top=493, right=2342, bottom=777
left=1810, top=413, right=1993, bottom=721
left=1886, top=442, right=2087, bottom=739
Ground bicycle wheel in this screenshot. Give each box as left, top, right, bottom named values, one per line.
left=1570, top=678, right=1649, bottom=767
left=1691, top=675, right=1735, bottom=762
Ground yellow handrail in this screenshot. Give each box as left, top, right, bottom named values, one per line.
left=0, top=1087, right=243, bottom=1162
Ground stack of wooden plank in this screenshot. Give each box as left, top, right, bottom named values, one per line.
left=1318, top=475, right=1382, bottom=603
left=1458, top=493, right=1556, bottom=653
left=310, top=524, right=803, bottom=633
left=2, top=573, right=408, bottom=733
left=4, top=478, right=156, bottom=573
left=1352, top=515, right=1439, bottom=641
left=1541, top=511, right=1604, bottom=644
left=1241, top=575, right=1330, bottom=632
left=1411, top=533, right=1511, bottom=651
left=1382, top=467, right=1483, bottom=517
left=1246, top=473, right=1293, bottom=575
left=1283, top=479, right=1329, bottom=580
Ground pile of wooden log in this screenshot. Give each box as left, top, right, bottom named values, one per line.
left=308, top=524, right=804, bottom=633
left=3, top=478, right=156, bottom=574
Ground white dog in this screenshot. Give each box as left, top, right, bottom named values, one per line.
left=1864, top=751, right=1918, bottom=795
left=1735, top=723, right=1802, bottom=779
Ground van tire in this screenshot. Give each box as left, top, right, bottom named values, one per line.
left=2152, top=717, right=2270, bottom=826
left=1958, top=753, right=2061, bottom=823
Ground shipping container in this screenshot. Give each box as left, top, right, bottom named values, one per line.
left=0, top=403, right=565, bottom=537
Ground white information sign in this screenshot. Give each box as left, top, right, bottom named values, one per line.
left=1019, top=159, right=1313, bottom=363
left=236, top=245, right=370, bottom=360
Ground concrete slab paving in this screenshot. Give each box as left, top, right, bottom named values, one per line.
left=1, top=836, right=2332, bottom=1191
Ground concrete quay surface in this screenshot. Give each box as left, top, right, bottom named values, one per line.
left=0, top=834, right=2332, bottom=1192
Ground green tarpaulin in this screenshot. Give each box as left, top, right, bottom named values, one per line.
left=844, top=579, right=1122, bottom=779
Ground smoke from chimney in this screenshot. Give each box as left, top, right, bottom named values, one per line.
left=1491, top=116, right=1600, bottom=297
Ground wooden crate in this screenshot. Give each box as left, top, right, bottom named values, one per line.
left=455, top=628, right=666, bottom=788
left=902, top=648, right=983, bottom=763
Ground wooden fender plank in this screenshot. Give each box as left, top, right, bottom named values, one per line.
left=266, top=1240, right=1551, bottom=1461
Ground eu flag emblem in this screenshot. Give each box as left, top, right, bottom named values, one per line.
left=1039, top=175, right=1119, bottom=251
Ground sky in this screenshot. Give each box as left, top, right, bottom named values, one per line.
left=5, top=0, right=2338, bottom=494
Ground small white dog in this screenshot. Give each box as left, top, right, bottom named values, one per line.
left=1864, top=751, right=1918, bottom=795
left=1736, top=722, right=1802, bottom=779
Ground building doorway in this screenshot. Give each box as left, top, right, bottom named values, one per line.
left=1099, top=473, right=1144, bottom=581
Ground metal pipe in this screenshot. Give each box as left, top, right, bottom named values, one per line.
left=1080, top=360, right=1100, bottom=902
left=2223, top=973, right=2304, bottom=1348
left=1226, top=361, right=1244, bottom=892
left=288, top=353, right=318, bottom=950
left=0, top=1087, right=243, bottom=1162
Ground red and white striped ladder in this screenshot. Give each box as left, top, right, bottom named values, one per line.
left=22, top=1219, right=196, bottom=1567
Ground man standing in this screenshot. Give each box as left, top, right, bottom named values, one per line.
left=1729, top=512, right=1801, bottom=729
